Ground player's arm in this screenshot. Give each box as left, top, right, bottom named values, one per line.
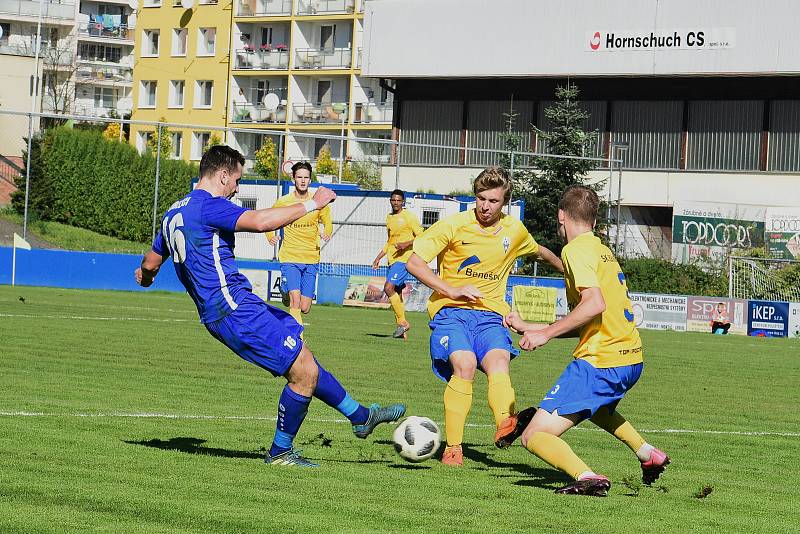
left=511, top=287, right=605, bottom=350
left=320, top=205, right=333, bottom=242
left=238, top=187, right=336, bottom=233
left=135, top=250, right=165, bottom=287
left=397, top=213, right=425, bottom=251
left=535, top=245, right=564, bottom=273
left=407, top=253, right=481, bottom=302
left=373, top=227, right=391, bottom=268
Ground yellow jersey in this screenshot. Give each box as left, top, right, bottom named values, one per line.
left=413, top=209, right=540, bottom=318
left=265, top=192, right=333, bottom=264
left=383, top=210, right=424, bottom=265
left=561, top=231, right=643, bottom=368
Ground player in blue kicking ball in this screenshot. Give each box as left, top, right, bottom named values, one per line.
left=135, top=146, right=404, bottom=467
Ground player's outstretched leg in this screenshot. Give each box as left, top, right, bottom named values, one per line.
left=494, top=406, right=537, bottom=449
left=311, top=357, right=406, bottom=439
left=266, top=348, right=319, bottom=467
left=386, top=283, right=410, bottom=340
left=589, top=407, right=670, bottom=485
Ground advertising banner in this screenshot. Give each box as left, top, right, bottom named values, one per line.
left=630, top=293, right=687, bottom=331
left=686, top=297, right=748, bottom=335
left=747, top=300, right=790, bottom=337
left=241, top=269, right=294, bottom=302
left=672, top=201, right=766, bottom=265
left=765, top=207, right=800, bottom=260
left=512, top=286, right=558, bottom=323
left=790, top=303, right=800, bottom=339
left=343, top=275, right=412, bottom=308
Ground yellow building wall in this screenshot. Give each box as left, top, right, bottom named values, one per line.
left=130, top=1, right=233, bottom=162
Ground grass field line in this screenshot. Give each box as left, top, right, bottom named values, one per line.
left=0, top=313, right=194, bottom=323
left=2, top=410, right=798, bottom=438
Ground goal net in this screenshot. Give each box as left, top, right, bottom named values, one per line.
left=729, top=256, right=800, bottom=303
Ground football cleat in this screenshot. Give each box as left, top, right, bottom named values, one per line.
left=392, top=322, right=411, bottom=340
left=264, top=448, right=319, bottom=468
left=555, top=475, right=611, bottom=497
left=494, top=406, right=537, bottom=449
left=441, top=444, right=463, bottom=467
left=279, top=276, right=290, bottom=307
left=353, top=403, right=406, bottom=439
left=641, top=447, right=670, bottom=485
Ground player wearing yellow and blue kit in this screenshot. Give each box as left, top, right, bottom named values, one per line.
left=267, top=161, right=332, bottom=329
left=135, top=146, right=404, bottom=467
left=407, top=167, right=564, bottom=466
left=372, top=189, right=424, bottom=339
left=496, top=185, right=670, bottom=496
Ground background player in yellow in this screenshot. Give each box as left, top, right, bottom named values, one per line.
left=496, top=185, right=670, bottom=496
left=406, top=167, right=563, bottom=466
left=266, top=162, right=332, bottom=328
left=372, top=189, right=424, bottom=339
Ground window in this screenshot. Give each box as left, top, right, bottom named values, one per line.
left=195, top=80, right=213, bottom=108
left=94, top=87, right=117, bottom=109
left=255, top=80, right=269, bottom=104
left=239, top=197, right=257, bottom=210
left=143, top=30, right=159, bottom=56
left=0, top=23, right=10, bottom=45
left=137, top=131, right=154, bottom=154
left=171, top=132, right=183, bottom=159
left=172, top=28, right=187, bottom=56
left=143, top=0, right=161, bottom=6
left=260, top=27, right=273, bottom=47
left=169, top=80, right=184, bottom=108
left=192, top=131, right=211, bottom=159
left=140, top=80, right=157, bottom=107
left=198, top=27, right=216, bottom=56
left=79, top=43, right=121, bottom=63
left=422, top=209, right=441, bottom=227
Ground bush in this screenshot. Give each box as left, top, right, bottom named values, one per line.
left=349, top=159, right=382, bottom=190
left=12, top=127, right=198, bottom=243
left=620, top=257, right=728, bottom=297
left=253, top=138, right=278, bottom=180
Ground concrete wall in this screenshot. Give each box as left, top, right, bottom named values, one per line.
left=0, top=54, right=41, bottom=157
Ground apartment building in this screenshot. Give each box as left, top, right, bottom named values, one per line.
left=129, top=0, right=393, bottom=166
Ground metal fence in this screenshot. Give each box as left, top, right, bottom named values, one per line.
left=0, top=108, right=621, bottom=253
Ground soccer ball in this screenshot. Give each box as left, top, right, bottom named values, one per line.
left=392, top=416, right=441, bottom=463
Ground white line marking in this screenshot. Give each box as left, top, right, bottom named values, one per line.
left=1, top=411, right=797, bottom=437
left=0, top=313, right=194, bottom=323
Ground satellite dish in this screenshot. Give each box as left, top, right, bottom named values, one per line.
left=181, top=0, right=194, bottom=8
left=263, top=93, right=280, bottom=112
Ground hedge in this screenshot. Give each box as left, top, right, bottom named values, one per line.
left=13, top=127, right=198, bottom=243
left=620, top=257, right=728, bottom=297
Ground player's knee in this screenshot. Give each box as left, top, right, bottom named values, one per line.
left=300, top=303, right=311, bottom=314
left=292, top=351, right=318, bottom=391
left=384, top=283, right=395, bottom=296
left=452, top=361, right=477, bottom=379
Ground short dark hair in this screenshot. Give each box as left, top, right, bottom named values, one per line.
left=200, top=145, right=245, bottom=179
left=291, top=161, right=313, bottom=176
left=390, top=189, right=404, bottom=199
left=559, top=185, right=599, bottom=225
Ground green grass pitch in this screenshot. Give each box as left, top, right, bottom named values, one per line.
left=1, top=286, right=798, bottom=532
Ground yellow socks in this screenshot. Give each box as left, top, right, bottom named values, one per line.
left=525, top=431, right=591, bottom=480
left=443, top=376, right=473, bottom=446
left=590, top=409, right=646, bottom=453
left=487, top=372, right=516, bottom=427
left=388, top=292, right=406, bottom=325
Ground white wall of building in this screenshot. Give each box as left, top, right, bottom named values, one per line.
left=363, top=0, right=800, bottom=78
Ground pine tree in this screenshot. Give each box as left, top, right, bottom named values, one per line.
left=504, top=84, right=604, bottom=270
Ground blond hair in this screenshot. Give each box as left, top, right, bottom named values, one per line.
left=473, top=166, right=512, bottom=204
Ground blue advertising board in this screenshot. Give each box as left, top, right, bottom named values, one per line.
left=747, top=300, right=790, bottom=337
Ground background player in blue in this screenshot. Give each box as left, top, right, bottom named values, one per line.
left=134, top=145, right=405, bottom=467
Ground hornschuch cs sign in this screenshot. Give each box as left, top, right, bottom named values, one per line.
left=586, top=28, right=736, bottom=52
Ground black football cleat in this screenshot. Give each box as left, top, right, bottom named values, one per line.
left=494, top=406, right=537, bottom=449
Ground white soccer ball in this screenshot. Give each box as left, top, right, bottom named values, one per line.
left=392, top=416, right=441, bottom=463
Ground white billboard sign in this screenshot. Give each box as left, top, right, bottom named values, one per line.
left=630, top=293, right=687, bottom=331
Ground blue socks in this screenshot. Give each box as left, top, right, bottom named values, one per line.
left=269, top=385, right=311, bottom=457
left=313, top=359, right=369, bottom=425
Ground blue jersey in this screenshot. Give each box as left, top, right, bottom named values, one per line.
left=152, top=189, right=251, bottom=324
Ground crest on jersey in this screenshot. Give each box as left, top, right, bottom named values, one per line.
left=439, top=336, right=449, bottom=350
left=502, top=237, right=511, bottom=254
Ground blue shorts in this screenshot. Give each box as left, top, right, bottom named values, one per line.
left=428, top=307, right=519, bottom=382
left=539, top=359, right=643, bottom=420
left=280, top=263, right=318, bottom=299
left=386, top=261, right=410, bottom=290
left=205, top=295, right=304, bottom=377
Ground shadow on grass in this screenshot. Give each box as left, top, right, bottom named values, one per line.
left=124, top=437, right=263, bottom=460
left=365, top=333, right=392, bottom=338
left=462, top=446, right=569, bottom=488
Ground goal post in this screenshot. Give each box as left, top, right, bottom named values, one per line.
left=728, top=256, right=800, bottom=303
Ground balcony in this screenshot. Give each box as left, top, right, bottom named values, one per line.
left=352, top=102, right=392, bottom=124
left=75, top=62, right=133, bottom=85
left=296, top=0, right=354, bottom=15
left=235, top=0, right=290, bottom=17
left=294, top=47, right=351, bottom=69
left=234, top=48, right=289, bottom=70
left=232, top=101, right=287, bottom=124
left=0, top=0, right=75, bottom=20
left=293, top=102, right=347, bottom=124
left=77, top=22, right=135, bottom=42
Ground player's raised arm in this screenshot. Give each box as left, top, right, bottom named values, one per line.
left=237, top=186, right=336, bottom=233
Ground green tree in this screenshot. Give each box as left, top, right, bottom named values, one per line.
left=316, top=144, right=337, bottom=175
left=349, top=159, right=382, bottom=190
left=146, top=118, right=172, bottom=158
left=502, top=84, right=604, bottom=271
left=253, top=137, right=278, bottom=180
left=203, top=133, right=223, bottom=154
